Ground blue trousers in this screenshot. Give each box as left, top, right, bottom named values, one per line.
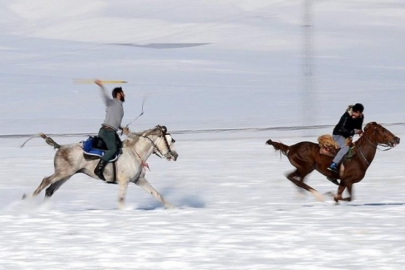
left=332, top=135, right=349, bottom=164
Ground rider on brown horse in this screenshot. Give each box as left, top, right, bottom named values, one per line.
left=328, top=103, right=364, bottom=175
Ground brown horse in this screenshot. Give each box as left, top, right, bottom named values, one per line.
left=266, top=122, right=400, bottom=202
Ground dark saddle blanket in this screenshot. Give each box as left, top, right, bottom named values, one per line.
left=82, top=136, right=121, bottom=162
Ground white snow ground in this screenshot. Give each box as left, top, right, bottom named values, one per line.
left=1, top=127, right=405, bottom=270
left=1, top=0, right=405, bottom=269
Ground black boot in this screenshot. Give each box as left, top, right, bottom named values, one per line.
left=94, top=159, right=108, bottom=181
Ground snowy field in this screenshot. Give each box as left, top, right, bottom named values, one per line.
left=1, top=126, right=404, bottom=269
left=1, top=0, right=405, bottom=269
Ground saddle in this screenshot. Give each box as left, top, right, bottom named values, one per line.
left=317, top=134, right=356, bottom=159
left=82, top=136, right=122, bottom=162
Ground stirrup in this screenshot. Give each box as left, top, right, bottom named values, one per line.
left=327, top=164, right=339, bottom=173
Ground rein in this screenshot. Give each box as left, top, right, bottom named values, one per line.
left=361, top=128, right=394, bottom=151
left=135, top=151, right=150, bottom=171
left=132, top=127, right=173, bottom=159
left=139, top=134, right=165, bottom=158
left=356, top=127, right=393, bottom=166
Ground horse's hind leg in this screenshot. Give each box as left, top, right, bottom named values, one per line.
left=135, top=177, right=174, bottom=209
left=286, top=168, right=324, bottom=201
left=45, top=178, right=70, bottom=198
left=30, top=172, right=70, bottom=197
left=285, top=170, right=305, bottom=195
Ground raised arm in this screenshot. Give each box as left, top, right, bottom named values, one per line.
left=94, top=79, right=110, bottom=106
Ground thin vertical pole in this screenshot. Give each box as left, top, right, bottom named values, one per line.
left=302, top=0, right=315, bottom=134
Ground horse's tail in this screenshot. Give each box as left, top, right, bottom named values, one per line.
left=266, top=139, right=290, bottom=156
left=40, top=133, right=61, bottom=149
left=20, top=133, right=61, bottom=149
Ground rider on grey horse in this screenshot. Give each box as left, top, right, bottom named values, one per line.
left=94, top=79, right=128, bottom=182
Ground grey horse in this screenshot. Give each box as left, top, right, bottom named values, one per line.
left=23, top=125, right=178, bottom=209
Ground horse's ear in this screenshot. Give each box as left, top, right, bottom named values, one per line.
left=155, top=125, right=167, bottom=134
left=364, top=123, right=370, bottom=131
left=364, top=122, right=377, bottom=132
left=369, top=122, right=377, bottom=129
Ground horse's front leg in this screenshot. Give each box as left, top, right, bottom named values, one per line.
left=117, top=178, right=129, bottom=210
left=135, top=177, right=175, bottom=209
left=334, top=184, right=347, bottom=203
left=337, top=182, right=353, bottom=202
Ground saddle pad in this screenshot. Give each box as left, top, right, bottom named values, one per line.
left=82, top=137, right=119, bottom=162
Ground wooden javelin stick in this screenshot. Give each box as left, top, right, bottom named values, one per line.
left=73, top=79, right=128, bottom=84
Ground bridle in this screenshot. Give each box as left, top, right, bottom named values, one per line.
left=138, top=126, right=175, bottom=159
left=361, top=126, right=395, bottom=151
left=356, top=125, right=394, bottom=166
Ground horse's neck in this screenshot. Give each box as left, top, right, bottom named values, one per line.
left=130, top=135, right=159, bottom=161
left=356, top=136, right=377, bottom=164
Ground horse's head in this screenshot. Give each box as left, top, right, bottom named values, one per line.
left=126, top=125, right=179, bottom=161
left=153, top=125, right=179, bottom=161
left=363, top=122, right=400, bottom=148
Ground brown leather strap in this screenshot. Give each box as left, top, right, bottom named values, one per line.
left=102, top=125, right=115, bottom=131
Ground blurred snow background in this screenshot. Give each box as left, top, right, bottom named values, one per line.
left=0, top=1, right=405, bottom=269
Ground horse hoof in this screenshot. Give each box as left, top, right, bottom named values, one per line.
left=164, top=203, right=176, bottom=209
left=22, top=194, right=27, bottom=200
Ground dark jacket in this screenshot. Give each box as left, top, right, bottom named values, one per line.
left=333, top=109, right=364, bottom=138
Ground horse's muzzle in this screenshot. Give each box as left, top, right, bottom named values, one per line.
left=389, top=136, right=400, bottom=147
left=394, top=137, right=400, bottom=146
left=167, top=151, right=178, bottom=161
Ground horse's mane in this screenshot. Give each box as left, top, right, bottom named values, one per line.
left=123, top=127, right=161, bottom=148
left=353, top=122, right=376, bottom=147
